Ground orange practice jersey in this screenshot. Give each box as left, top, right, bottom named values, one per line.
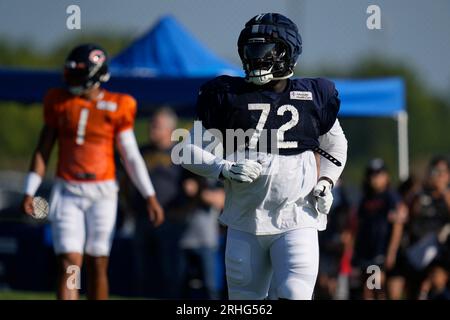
left=44, top=88, right=136, bottom=182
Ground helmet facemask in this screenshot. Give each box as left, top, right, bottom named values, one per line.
left=240, top=38, right=293, bottom=85
left=238, top=13, right=302, bottom=85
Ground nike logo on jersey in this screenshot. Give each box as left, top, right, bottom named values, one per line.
left=290, top=91, right=313, bottom=101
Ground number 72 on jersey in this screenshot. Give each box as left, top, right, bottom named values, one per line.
left=247, top=103, right=299, bottom=150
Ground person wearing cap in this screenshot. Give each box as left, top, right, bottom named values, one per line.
left=352, top=158, right=407, bottom=299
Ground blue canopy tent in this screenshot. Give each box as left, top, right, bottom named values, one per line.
left=0, top=16, right=243, bottom=115
left=110, top=15, right=242, bottom=78
left=334, top=78, right=408, bottom=179
left=0, top=16, right=407, bottom=178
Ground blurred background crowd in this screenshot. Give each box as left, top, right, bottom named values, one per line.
left=317, top=155, right=450, bottom=300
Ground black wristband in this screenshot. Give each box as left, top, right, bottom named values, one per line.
left=318, top=176, right=334, bottom=189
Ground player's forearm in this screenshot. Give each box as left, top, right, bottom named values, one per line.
left=29, top=125, right=56, bottom=176
left=179, top=142, right=225, bottom=180
left=124, top=156, right=156, bottom=198
left=29, top=150, right=47, bottom=177
left=116, top=129, right=155, bottom=198
left=173, top=125, right=226, bottom=180
left=24, top=126, right=56, bottom=196
left=24, top=151, right=46, bottom=196
left=318, top=119, right=348, bottom=185
left=318, top=134, right=347, bottom=184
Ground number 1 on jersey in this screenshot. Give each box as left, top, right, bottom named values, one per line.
left=76, top=108, right=89, bottom=145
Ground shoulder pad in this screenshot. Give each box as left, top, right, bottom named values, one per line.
left=199, top=75, right=246, bottom=96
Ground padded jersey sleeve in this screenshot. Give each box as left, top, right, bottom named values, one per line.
left=315, top=78, right=341, bottom=135
left=115, top=94, right=137, bottom=134
left=196, top=77, right=230, bottom=132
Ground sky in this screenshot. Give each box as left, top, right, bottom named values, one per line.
left=0, top=0, right=449, bottom=94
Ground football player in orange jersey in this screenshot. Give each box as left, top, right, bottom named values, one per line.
left=21, top=44, right=165, bottom=300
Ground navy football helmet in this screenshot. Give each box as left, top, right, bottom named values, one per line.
left=238, top=13, right=302, bottom=85
left=63, top=44, right=110, bottom=95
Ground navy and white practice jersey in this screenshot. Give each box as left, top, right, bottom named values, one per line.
left=197, top=75, right=340, bottom=156
left=192, top=76, right=343, bottom=235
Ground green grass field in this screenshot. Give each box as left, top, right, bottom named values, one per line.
left=0, top=290, right=56, bottom=300
left=0, top=290, right=139, bottom=300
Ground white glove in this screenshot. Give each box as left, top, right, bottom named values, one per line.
left=221, top=159, right=262, bottom=183
left=313, top=179, right=334, bottom=214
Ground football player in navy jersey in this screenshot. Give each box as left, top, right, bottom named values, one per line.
left=177, top=13, right=348, bottom=300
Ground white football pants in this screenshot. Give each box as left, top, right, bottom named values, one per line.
left=48, top=180, right=118, bottom=257
left=225, top=227, right=319, bottom=300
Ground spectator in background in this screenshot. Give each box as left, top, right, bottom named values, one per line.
left=409, top=156, right=450, bottom=243
left=382, top=176, right=420, bottom=300
left=418, top=260, right=450, bottom=300
left=406, top=155, right=450, bottom=298
left=179, top=171, right=225, bottom=299
left=398, top=175, right=422, bottom=209
left=126, top=107, right=186, bottom=298
left=352, top=159, right=406, bottom=299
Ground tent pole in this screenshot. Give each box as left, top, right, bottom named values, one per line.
left=397, top=110, right=409, bottom=181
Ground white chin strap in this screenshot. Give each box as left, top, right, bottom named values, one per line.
left=246, top=68, right=294, bottom=85
left=247, top=68, right=274, bottom=85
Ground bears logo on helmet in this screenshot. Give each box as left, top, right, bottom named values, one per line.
left=64, top=44, right=110, bottom=95
left=89, top=49, right=106, bottom=65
